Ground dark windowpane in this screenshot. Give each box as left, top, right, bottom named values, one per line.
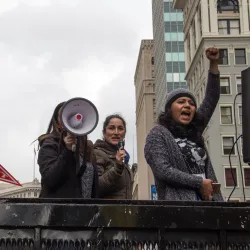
left=171, top=24, right=177, bottom=32
left=244, top=168, right=250, bottom=186
left=235, top=49, right=246, bottom=64
left=167, top=82, right=174, bottom=92
left=164, top=2, right=170, bottom=12
left=166, top=62, right=173, bottom=72
left=178, top=41, right=184, bottom=52
left=177, top=24, right=183, bottom=32
left=219, top=49, right=228, bottom=65
left=179, top=62, right=185, bottom=71
left=180, top=82, right=187, bottom=88
left=165, top=22, right=171, bottom=32
left=225, top=168, right=237, bottom=187
left=172, top=62, right=179, bottom=72
left=164, top=2, right=178, bottom=13
left=165, top=42, right=171, bottom=52
left=172, top=41, right=178, bottom=52
left=217, top=0, right=239, bottom=13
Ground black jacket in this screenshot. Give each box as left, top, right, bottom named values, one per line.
left=38, top=135, right=99, bottom=198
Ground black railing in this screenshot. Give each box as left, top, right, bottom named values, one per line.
left=0, top=199, right=249, bottom=249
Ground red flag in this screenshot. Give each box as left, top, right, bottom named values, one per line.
left=0, top=164, right=22, bottom=186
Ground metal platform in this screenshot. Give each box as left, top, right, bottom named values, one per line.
left=0, top=198, right=249, bottom=249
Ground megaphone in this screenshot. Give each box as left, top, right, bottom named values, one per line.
left=60, top=97, right=99, bottom=149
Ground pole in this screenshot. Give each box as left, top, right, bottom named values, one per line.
left=33, top=145, right=36, bottom=180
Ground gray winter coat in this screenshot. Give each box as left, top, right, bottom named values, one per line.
left=144, top=71, right=223, bottom=201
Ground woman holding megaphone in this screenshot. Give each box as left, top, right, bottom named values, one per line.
left=37, top=102, right=99, bottom=199
left=94, top=114, right=133, bottom=199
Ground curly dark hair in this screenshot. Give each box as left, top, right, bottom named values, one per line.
left=158, top=107, right=206, bottom=147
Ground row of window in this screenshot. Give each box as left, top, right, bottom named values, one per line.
left=166, top=61, right=185, bottom=73
left=164, top=1, right=182, bottom=13
left=167, top=82, right=186, bottom=93
left=9, top=191, right=39, bottom=198
left=165, top=21, right=183, bottom=33
left=219, top=48, right=246, bottom=65
left=165, top=41, right=184, bottom=53
left=224, top=166, right=250, bottom=188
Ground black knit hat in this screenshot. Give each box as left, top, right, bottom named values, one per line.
left=165, top=88, right=197, bottom=109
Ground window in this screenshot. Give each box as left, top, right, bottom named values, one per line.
left=222, top=136, right=235, bottom=155
left=218, top=19, right=240, bottom=35
left=151, top=57, right=154, bottom=65
left=225, top=168, right=237, bottom=187
left=236, top=76, right=241, bottom=93
left=192, top=21, right=196, bottom=49
left=219, top=49, right=228, bottom=65
left=220, top=106, right=233, bottom=124
left=34, top=192, right=37, bottom=197
left=28, top=192, right=31, bottom=197
left=235, top=49, right=246, bottom=64
left=217, top=0, right=239, bottom=13
left=220, top=77, right=231, bottom=94
left=238, top=105, right=242, bottom=124
left=244, top=167, right=250, bottom=187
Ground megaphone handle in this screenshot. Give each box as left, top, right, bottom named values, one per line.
left=72, top=144, right=76, bottom=152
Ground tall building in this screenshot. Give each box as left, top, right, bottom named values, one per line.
left=134, top=40, right=156, bottom=200
left=173, top=0, right=250, bottom=201
left=152, top=0, right=186, bottom=115
left=0, top=178, right=41, bottom=198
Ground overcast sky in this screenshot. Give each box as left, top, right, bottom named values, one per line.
left=0, top=0, right=153, bottom=183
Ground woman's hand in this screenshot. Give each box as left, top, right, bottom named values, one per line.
left=116, top=147, right=126, bottom=164
left=200, top=179, right=213, bottom=201
left=206, top=47, right=219, bottom=74
left=64, top=133, right=77, bottom=151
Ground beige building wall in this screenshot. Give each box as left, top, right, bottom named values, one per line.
left=134, top=40, right=156, bottom=200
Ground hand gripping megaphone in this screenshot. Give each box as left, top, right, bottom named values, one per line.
left=60, top=97, right=99, bottom=152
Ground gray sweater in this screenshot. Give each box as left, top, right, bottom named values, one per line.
left=144, top=72, right=223, bottom=201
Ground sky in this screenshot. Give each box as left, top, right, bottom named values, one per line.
left=0, top=0, right=153, bottom=183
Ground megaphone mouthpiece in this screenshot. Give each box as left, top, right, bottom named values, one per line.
left=76, top=114, right=83, bottom=121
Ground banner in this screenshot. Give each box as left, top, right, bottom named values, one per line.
left=0, top=164, right=22, bottom=186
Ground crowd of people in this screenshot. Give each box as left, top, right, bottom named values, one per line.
left=37, top=47, right=223, bottom=202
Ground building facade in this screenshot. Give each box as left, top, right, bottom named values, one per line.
left=152, top=0, right=186, bottom=115
left=0, top=178, right=41, bottom=198
left=173, top=0, right=250, bottom=201
left=134, top=40, right=156, bottom=200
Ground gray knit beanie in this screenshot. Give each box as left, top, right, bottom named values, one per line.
left=165, top=88, right=197, bottom=109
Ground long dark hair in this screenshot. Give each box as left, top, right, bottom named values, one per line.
left=38, top=102, right=93, bottom=162
left=158, top=107, right=205, bottom=147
